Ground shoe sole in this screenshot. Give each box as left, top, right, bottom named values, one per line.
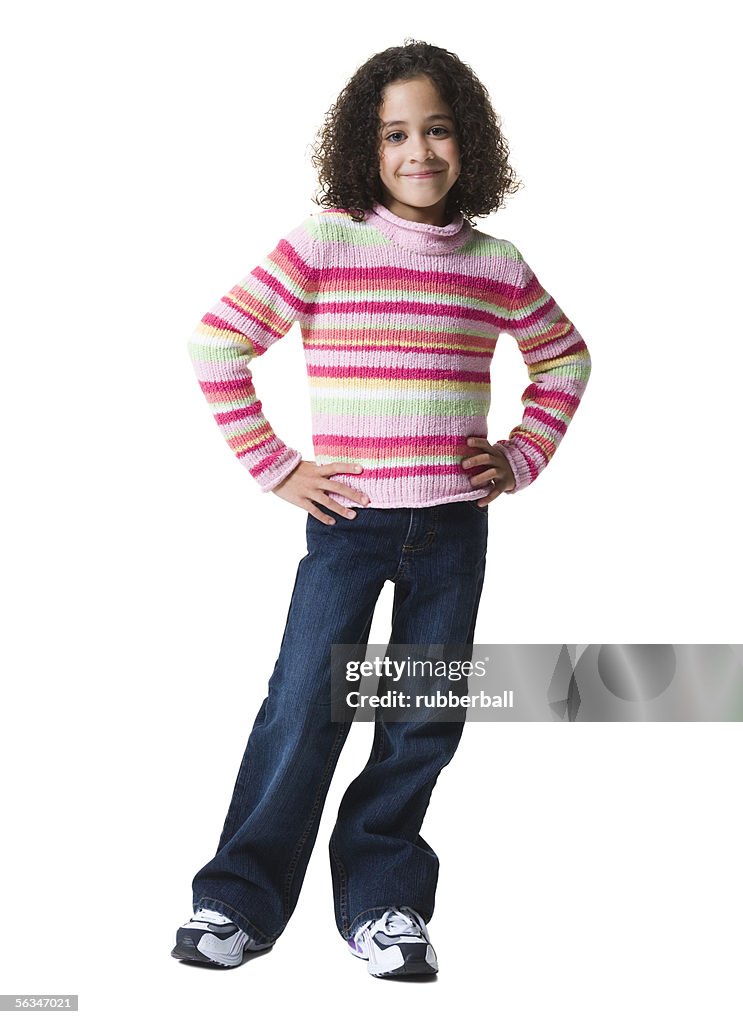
left=171, top=933, right=245, bottom=968
left=372, top=954, right=438, bottom=978
left=349, top=942, right=438, bottom=977
left=171, top=934, right=273, bottom=968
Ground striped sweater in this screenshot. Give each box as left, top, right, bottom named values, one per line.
left=187, top=201, right=591, bottom=508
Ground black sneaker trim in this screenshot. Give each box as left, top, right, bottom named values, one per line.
left=373, top=932, right=427, bottom=949
left=376, top=947, right=438, bottom=977
left=170, top=935, right=240, bottom=968
left=181, top=922, right=239, bottom=938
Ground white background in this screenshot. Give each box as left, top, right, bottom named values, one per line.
left=1, top=0, right=741, bottom=1019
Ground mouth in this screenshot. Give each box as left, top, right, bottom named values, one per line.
left=403, top=170, right=444, bottom=179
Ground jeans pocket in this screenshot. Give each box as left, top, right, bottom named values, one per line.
left=466, top=499, right=489, bottom=516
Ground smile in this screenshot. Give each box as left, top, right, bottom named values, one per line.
left=403, top=171, right=443, bottom=179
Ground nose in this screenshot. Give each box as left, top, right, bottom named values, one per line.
left=407, top=133, right=435, bottom=162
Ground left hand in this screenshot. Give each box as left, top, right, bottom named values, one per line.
left=461, top=437, right=516, bottom=506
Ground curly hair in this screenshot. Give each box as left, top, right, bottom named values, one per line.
left=310, top=39, right=523, bottom=226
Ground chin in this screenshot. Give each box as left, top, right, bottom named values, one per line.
left=400, top=191, right=448, bottom=206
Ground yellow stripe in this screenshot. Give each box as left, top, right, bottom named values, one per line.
left=306, top=339, right=494, bottom=356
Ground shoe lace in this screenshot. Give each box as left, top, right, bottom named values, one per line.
left=193, top=907, right=232, bottom=925
left=352, top=906, right=427, bottom=946
left=377, top=906, right=423, bottom=937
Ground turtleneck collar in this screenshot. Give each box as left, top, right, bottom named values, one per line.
left=365, top=201, right=472, bottom=255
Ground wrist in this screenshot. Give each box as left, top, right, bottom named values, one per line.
left=254, top=448, right=303, bottom=492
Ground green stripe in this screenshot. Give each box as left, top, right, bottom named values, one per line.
left=188, top=340, right=255, bottom=359
left=314, top=286, right=509, bottom=316
left=316, top=211, right=514, bottom=261
left=310, top=397, right=489, bottom=416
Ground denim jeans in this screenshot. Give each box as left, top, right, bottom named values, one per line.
left=191, top=499, right=489, bottom=945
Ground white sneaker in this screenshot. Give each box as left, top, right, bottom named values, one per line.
left=347, top=906, right=438, bottom=977
left=171, top=907, right=273, bottom=967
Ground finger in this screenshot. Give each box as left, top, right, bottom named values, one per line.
left=307, top=505, right=335, bottom=528
left=313, top=464, right=370, bottom=503
left=316, top=462, right=365, bottom=476
left=467, top=460, right=496, bottom=483
left=462, top=453, right=492, bottom=469
left=476, top=489, right=502, bottom=508
left=314, top=494, right=358, bottom=519
left=304, top=500, right=337, bottom=526
left=471, top=466, right=508, bottom=487
left=318, top=480, right=370, bottom=504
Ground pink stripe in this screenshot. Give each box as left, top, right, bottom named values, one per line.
left=199, top=378, right=256, bottom=398
left=306, top=364, right=490, bottom=383
left=248, top=448, right=286, bottom=475
left=307, top=297, right=503, bottom=329
left=303, top=340, right=494, bottom=360
left=215, top=401, right=263, bottom=425
left=514, top=433, right=553, bottom=462
left=510, top=294, right=581, bottom=337
left=522, top=385, right=581, bottom=410
left=525, top=407, right=568, bottom=435
left=238, top=267, right=311, bottom=315
left=307, top=258, right=515, bottom=298
left=315, top=433, right=469, bottom=446
left=520, top=328, right=577, bottom=357
left=342, top=463, right=467, bottom=479
left=314, top=434, right=473, bottom=456
left=201, top=311, right=270, bottom=350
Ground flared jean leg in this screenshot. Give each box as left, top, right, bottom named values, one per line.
left=330, top=501, right=489, bottom=938
left=190, top=514, right=390, bottom=945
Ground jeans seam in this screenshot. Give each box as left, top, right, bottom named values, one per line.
left=330, top=832, right=349, bottom=933
left=401, top=528, right=437, bottom=552
left=371, top=711, right=386, bottom=764
left=391, top=509, right=415, bottom=579
left=334, top=713, right=388, bottom=936
left=281, top=721, right=349, bottom=923
left=332, top=708, right=388, bottom=936
left=401, top=507, right=439, bottom=552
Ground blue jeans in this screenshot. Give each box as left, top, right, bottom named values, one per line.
left=191, top=499, right=489, bottom=945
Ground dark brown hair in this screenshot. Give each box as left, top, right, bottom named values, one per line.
left=310, top=39, right=523, bottom=225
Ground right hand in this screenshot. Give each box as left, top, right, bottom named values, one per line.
left=272, top=461, right=370, bottom=525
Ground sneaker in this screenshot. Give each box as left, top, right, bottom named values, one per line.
left=347, top=906, right=438, bottom=977
left=171, top=907, right=273, bottom=967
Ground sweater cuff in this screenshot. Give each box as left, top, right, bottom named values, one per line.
left=493, top=442, right=533, bottom=494
left=252, top=448, right=303, bottom=493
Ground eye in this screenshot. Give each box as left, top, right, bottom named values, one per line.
left=384, top=126, right=451, bottom=143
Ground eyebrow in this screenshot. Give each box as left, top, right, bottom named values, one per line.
left=381, top=114, right=455, bottom=128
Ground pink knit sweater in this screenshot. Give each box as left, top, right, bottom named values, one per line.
left=187, top=202, right=591, bottom=507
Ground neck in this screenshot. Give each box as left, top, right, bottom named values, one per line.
left=380, top=195, right=451, bottom=226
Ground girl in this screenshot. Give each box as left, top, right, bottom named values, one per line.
left=172, top=39, right=591, bottom=979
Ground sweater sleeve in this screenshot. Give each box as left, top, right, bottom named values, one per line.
left=187, top=217, right=318, bottom=492
left=494, top=245, right=592, bottom=493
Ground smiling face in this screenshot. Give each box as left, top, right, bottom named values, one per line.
left=377, top=75, right=461, bottom=226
